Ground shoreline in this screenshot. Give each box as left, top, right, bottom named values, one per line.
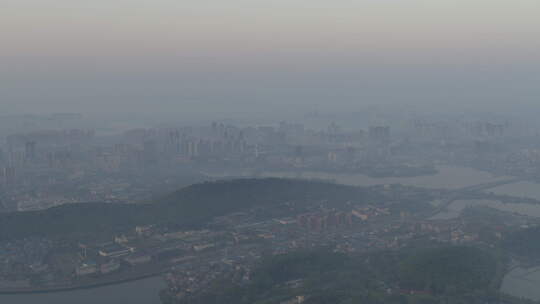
left=0, top=268, right=167, bottom=295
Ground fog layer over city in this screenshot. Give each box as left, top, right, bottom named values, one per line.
left=3, top=1, right=540, bottom=304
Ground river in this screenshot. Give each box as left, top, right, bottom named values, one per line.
left=0, top=276, right=166, bottom=304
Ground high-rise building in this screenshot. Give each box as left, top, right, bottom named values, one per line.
left=187, top=140, right=199, bottom=158
left=143, top=140, right=158, bottom=165
left=2, top=166, right=16, bottom=184
left=345, top=146, right=356, bottom=163
left=369, top=126, right=390, bottom=142
left=167, top=130, right=181, bottom=154
left=25, top=141, right=36, bottom=160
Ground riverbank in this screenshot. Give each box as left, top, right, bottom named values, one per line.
left=0, top=276, right=166, bottom=304
left=0, top=263, right=168, bottom=295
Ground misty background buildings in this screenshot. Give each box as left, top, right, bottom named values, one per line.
left=0, top=109, right=527, bottom=213
left=2, top=0, right=540, bottom=303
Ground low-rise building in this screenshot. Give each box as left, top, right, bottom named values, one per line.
left=98, top=243, right=134, bottom=258
left=125, top=253, right=152, bottom=266
left=76, top=262, right=98, bottom=276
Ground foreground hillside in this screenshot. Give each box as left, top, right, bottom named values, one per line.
left=504, top=226, right=540, bottom=262
left=0, top=178, right=381, bottom=241
left=163, top=246, right=514, bottom=304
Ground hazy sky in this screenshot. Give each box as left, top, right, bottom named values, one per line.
left=1, top=0, right=539, bottom=116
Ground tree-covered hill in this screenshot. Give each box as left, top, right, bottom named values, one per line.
left=399, top=246, right=496, bottom=294
left=0, top=178, right=377, bottom=241
left=171, top=246, right=506, bottom=304
left=504, top=225, right=540, bottom=261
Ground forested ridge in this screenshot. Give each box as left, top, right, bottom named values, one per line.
left=0, top=178, right=376, bottom=240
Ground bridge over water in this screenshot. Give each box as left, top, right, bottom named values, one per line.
left=430, top=177, right=524, bottom=217
left=457, top=178, right=523, bottom=193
